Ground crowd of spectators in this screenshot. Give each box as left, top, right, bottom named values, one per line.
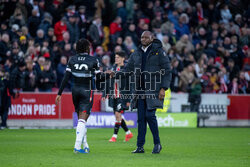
left=0, top=0, right=249, bottom=94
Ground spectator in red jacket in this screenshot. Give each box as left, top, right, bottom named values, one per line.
left=109, top=16, right=122, bottom=46
left=54, top=17, right=67, bottom=42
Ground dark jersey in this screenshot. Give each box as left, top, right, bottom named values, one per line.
left=58, top=53, right=100, bottom=95
left=102, top=64, right=131, bottom=113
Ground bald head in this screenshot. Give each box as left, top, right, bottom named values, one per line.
left=141, top=31, right=154, bottom=47
left=181, top=34, right=189, bottom=42
left=142, top=31, right=153, bottom=38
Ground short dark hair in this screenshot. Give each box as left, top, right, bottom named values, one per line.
left=76, top=38, right=90, bottom=54
left=228, top=58, right=234, bottom=63
left=18, top=59, right=26, bottom=67
left=115, top=51, right=126, bottom=58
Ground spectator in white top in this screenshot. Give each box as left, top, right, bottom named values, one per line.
left=195, top=58, right=206, bottom=78
left=220, top=4, right=232, bottom=24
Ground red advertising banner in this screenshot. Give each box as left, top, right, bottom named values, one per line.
left=8, top=93, right=59, bottom=119
left=8, top=92, right=102, bottom=119
left=227, top=95, right=250, bottom=120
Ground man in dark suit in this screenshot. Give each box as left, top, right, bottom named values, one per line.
left=121, top=31, right=172, bottom=154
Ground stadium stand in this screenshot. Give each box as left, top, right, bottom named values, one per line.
left=0, top=0, right=249, bottom=94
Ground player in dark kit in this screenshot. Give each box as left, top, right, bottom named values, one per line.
left=102, top=51, right=133, bottom=142
left=55, top=39, right=101, bottom=154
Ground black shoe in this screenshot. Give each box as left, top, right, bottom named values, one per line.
left=152, top=144, right=162, bottom=154
left=132, top=147, right=144, bottom=153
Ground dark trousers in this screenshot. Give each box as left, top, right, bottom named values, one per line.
left=0, top=95, right=10, bottom=127
left=0, top=106, right=9, bottom=127
left=137, top=99, right=160, bottom=147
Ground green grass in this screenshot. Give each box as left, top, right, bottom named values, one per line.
left=0, top=128, right=249, bottom=167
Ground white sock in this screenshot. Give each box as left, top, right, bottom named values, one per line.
left=112, top=134, right=117, bottom=138
left=74, top=119, right=86, bottom=150
left=83, top=128, right=89, bottom=148
left=126, top=130, right=131, bottom=135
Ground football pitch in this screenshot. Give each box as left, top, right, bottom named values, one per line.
left=0, top=128, right=249, bottom=167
